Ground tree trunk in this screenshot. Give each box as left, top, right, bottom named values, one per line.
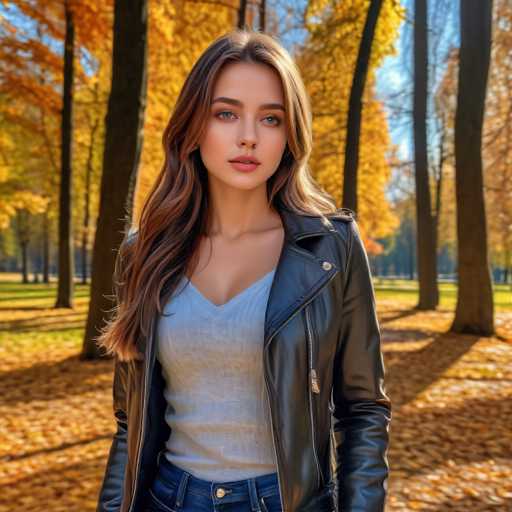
left=414, top=0, right=439, bottom=309
left=342, top=0, right=383, bottom=214
left=15, top=210, right=30, bottom=283
left=55, top=0, right=75, bottom=308
left=238, top=0, right=248, bottom=29
left=81, top=117, right=98, bottom=284
left=433, top=123, right=445, bottom=265
left=43, top=208, right=50, bottom=284
left=81, top=0, right=149, bottom=359
left=408, top=220, right=415, bottom=281
left=451, top=0, right=494, bottom=335
left=21, top=242, right=28, bottom=283
left=258, top=0, right=266, bottom=32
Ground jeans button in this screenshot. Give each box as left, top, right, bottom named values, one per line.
left=216, top=487, right=226, bottom=498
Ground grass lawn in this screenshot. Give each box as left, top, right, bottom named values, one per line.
left=374, top=278, right=511, bottom=312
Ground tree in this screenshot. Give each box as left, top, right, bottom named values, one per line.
left=238, top=0, right=248, bottom=29
left=451, top=0, right=494, bottom=335
left=298, top=0, right=403, bottom=250
left=81, top=0, right=149, bottom=359
left=413, top=0, right=438, bottom=309
left=55, top=0, right=76, bottom=308
left=483, top=0, right=512, bottom=286
left=342, top=0, right=384, bottom=214
left=258, top=0, right=267, bottom=32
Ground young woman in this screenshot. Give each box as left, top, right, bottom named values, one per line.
left=96, top=29, right=391, bottom=512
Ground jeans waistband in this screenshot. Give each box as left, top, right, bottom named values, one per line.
left=154, top=449, right=280, bottom=509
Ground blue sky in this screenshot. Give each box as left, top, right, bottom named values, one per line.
left=374, top=0, right=459, bottom=201
left=377, top=1, right=458, bottom=143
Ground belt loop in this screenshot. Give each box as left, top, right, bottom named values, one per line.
left=247, top=477, right=261, bottom=512
left=174, top=471, right=190, bottom=509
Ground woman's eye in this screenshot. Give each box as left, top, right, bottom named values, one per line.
left=264, top=115, right=281, bottom=126
left=216, top=111, right=236, bottom=120
left=215, top=111, right=281, bottom=126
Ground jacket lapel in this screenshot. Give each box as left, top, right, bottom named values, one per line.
left=264, top=207, right=339, bottom=346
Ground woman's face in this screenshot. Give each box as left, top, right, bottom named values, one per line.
left=198, top=61, right=288, bottom=191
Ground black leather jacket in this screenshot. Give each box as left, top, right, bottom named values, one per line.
left=96, top=206, right=392, bottom=512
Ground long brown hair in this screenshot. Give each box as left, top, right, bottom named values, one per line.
left=95, top=28, right=338, bottom=362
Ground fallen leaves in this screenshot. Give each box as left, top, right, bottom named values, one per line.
left=379, top=301, right=512, bottom=511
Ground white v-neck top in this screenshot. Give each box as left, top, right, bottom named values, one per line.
left=156, top=268, right=278, bottom=481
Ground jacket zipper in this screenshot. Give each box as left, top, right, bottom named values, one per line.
left=263, top=267, right=338, bottom=511
left=127, top=319, right=155, bottom=512
left=305, top=306, right=324, bottom=488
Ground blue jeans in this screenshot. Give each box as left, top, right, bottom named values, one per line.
left=144, top=449, right=283, bottom=511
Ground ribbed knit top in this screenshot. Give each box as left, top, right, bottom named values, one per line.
left=155, top=269, right=278, bottom=481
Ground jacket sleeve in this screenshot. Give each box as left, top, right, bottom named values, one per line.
left=96, top=238, right=131, bottom=512
left=96, top=358, right=130, bottom=512
left=331, top=219, right=392, bottom=512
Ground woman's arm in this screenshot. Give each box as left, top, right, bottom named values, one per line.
left=96, top=237, right=132, bottom=512
left=331, top=219, right=392, bottom=512
left=96, top=358, right=130, bottom=512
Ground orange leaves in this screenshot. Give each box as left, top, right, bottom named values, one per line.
left=0, top=0, right=114, bottom=233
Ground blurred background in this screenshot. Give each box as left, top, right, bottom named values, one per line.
left=0, top=0, right=510, bottom=511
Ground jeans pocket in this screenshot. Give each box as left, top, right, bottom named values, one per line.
left=260, top=491, right=282, bottom=512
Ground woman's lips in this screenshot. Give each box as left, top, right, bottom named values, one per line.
left=229, top=161, right=260, bottom=172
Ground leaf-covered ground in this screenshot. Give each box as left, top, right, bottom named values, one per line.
left=378, top=300, right=512, bottom=511
left=0, top=279, right=510, bottom=511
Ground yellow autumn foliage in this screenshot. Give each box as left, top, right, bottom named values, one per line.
left=298, top=0, right=405, bottom=250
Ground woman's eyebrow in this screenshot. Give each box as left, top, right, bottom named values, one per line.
left=212, top=96, right=285, bottom=111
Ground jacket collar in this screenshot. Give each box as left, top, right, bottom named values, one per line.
left=277, top=204, right=337, bottom=242
left=264, top=205, right=340, bottom=346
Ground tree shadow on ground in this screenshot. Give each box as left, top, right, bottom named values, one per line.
left=1, top=433, right=113, bottom=463
left=1, top=354, right=114, bottom=406
left=0, top=452, right=111, bottom=510
left=384, top=330, right=481, bottom=407
left=432, top=496, right=511, bottom=511
left=0, top=305, right=100, bottom=333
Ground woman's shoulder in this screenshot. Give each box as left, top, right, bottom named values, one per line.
left=119, top=229, right=139, bottom=254
left=325, top=207, right=356, bottom=223
left=322, top=208, right=365, bottom=267
left=126, top=229, right=139, bottom=245
left=115, top=229, right=139, bottom=278
left=324, top=207, right=357, bottom=242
